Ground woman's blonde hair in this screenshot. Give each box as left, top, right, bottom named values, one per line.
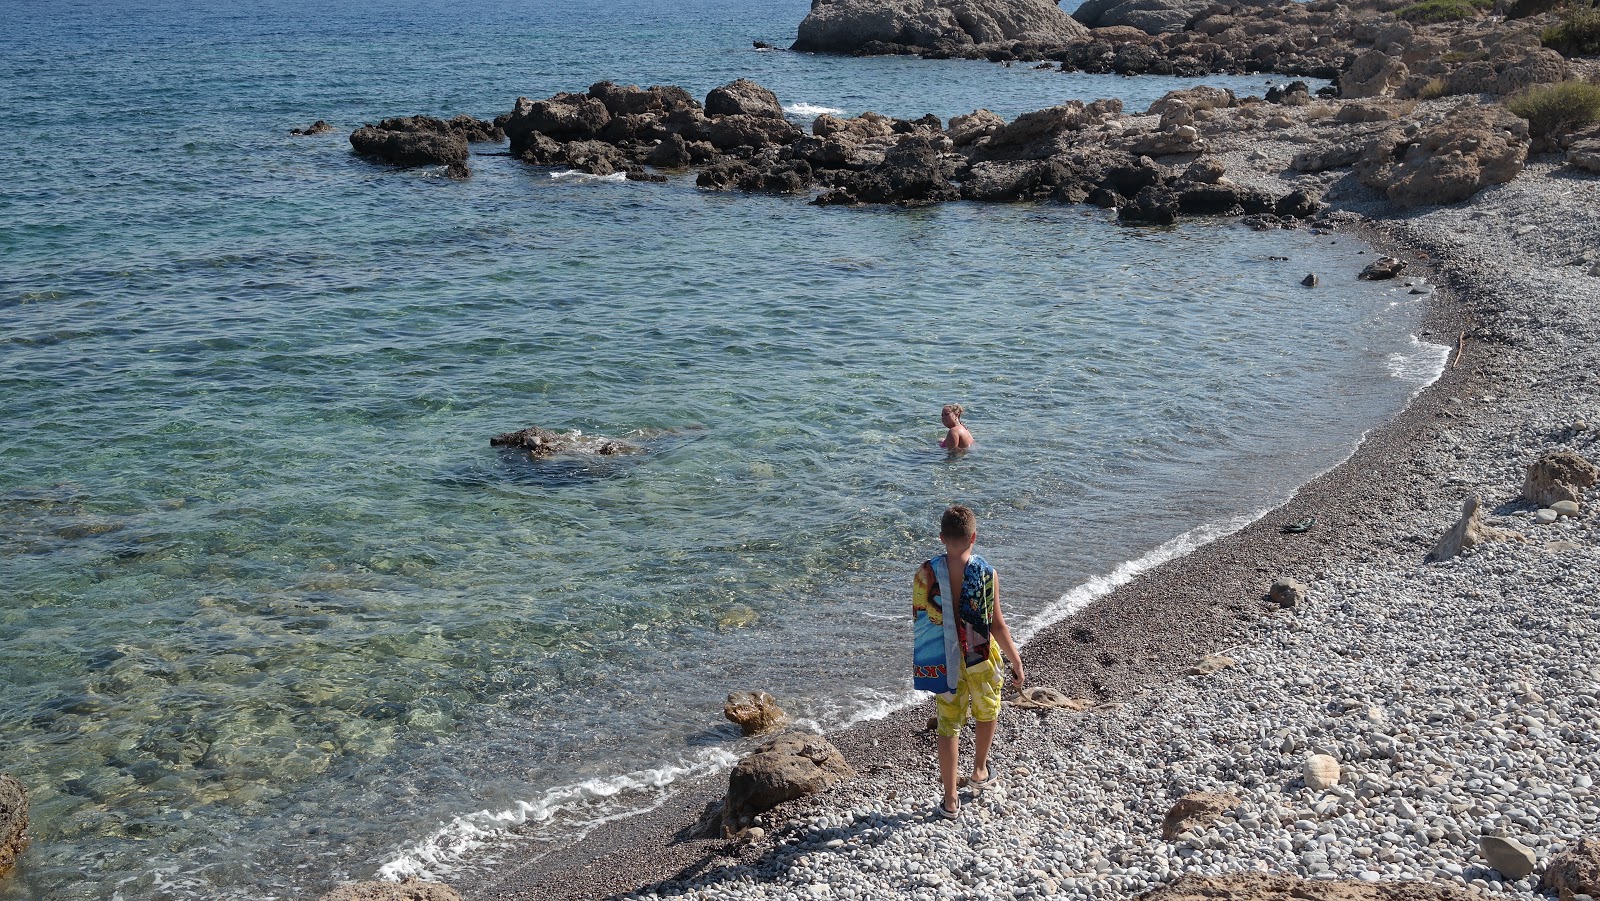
left=941, top=403, right=965, bottom=419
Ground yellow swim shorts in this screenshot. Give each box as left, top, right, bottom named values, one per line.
left=934, top=645, right=1004, bottom=738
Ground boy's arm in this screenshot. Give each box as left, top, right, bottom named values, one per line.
left=990, top=573, right=1025, bottom=688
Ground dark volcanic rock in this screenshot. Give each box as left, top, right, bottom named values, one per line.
left=291, top=119, right=335, bottom=136
left=350, top=122, right=469, bottom=168
left=1118, top=183, right=1179, bottom=224
left=703, top=114, right=802, bottom=151
left=646, top=133, right=694, bottom=168
left=503, top=93, right=612, bottom=154
left=791, top=0, right=1090, bottom=55
left=705, top=79, right=785, bottom=119
left=587, top=81, right=701, bottom=117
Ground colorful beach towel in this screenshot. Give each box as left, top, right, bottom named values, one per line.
left=912, top=553, right=998, bottom=694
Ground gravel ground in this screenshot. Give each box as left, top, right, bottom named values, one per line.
left=472, top=155, right=1600, bottom=901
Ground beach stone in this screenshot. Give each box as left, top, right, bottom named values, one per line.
left=1542, top=836, right=1600, bottom=901
left=1553, top=499, right=1582, bottom=517
left=791, top=0, right=1090, bottom=54
left=1304, top=754, right=1341, bottom=791
left=724, top=690, right=787, bottom=735
left=1480, top=835, right=1537, bottom=880
left=722, top=732, right=853, bottom=829
left=1536, top=509, right=1560, bottom=524
left=1162, top=791, right=1241, bottom=840
left=0, top=774, right=27, bottom=877
left=1302, top=273, right=1320, bottom=287
left=316, top=878, right=464, bottom=901
left=1359, top=257, right=1407, bottom=280
left=1523, top=450, right=1599, bottom=507
left=704, top=79, right=783, bottom=119
left=1269, top=577, right=1308, bottom=608
left=1188, top=654, right=1236, bottom=676
left=1355, top=105, right=1528, bottom=209
left=1427, top=495, right=1523, bottom=563
left=1138, top=874, right=1494, bottom=901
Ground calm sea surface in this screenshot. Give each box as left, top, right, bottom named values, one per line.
left=0, top=0, right=1446, bottom=897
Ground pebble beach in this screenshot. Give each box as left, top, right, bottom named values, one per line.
left=472, top=150, right=1600, bottom=901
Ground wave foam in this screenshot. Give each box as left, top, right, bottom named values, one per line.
left=784, top=102, right=845, bottom=118
left=548, top=169, right=628, bottom=183
left=1387, top=334, right=1452, bottom=385
left=376, top=747, right=739, bottom=882
left=1015, top=511, right=1266, bottom=646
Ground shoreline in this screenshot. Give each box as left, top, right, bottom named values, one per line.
left=458, top=209, right=1495, bottom=899
left=455, top=152, right=1600, bottom=899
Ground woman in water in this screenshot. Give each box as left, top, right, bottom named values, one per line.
left=940, top=403, right=973, bottom=452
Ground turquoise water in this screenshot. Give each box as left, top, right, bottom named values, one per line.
left=0, top=0, right=1445, bottom=898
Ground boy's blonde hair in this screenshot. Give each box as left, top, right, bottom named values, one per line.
left=942, top=403, right=965, bottom=419
left=940, top=504, right=976, bottom=540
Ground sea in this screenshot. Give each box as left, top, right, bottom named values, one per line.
left=0, top=0, right=1451, bottom=897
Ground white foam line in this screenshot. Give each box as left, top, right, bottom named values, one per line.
left=548, top=169, right=629, bottom=182
left=376, top=747, right=738, bottom=882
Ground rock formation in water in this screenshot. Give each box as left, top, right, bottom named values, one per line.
left=349, top=114, right=504, bottom=175
left=791, top=0, right=1090, bottom=55
left=490, top=426, right=645, bottom=458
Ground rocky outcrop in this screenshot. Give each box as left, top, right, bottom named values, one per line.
left=1541, top=836, right=1600, bottom=901
left=317, top=879, right=464, bottom=901
left=722, top=732, right=853, bottom=832
left=1426, top=495, right=1523, bottom=562
left=292, top=119, right=335, bottom=136
left=0, top=774, right=26, bottom=877
left=724, top=691, right=787, bottom=735
left=1523, top=450, right=1599, bottom=506
left=490, top=427, right=644, bottom=457
left=1355, top=105, right=1528, bottom=208
left=1161, top=791, right=1239, bottom=840
left=792, top=0, right=1090, bottom=55
left=1137, top=873, right=1496, bottom=901
left=1073, top=0, right=1213, bottom=35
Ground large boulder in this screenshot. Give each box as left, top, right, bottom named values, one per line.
left=1340, top=50, right=1409, bottom=99
left=1161, top=791, right=1240, bottom=840
left=1072, top=0, right=1213, bottom=34
left=969, top=100, right=1121, bottom=161
left=705, top=79, right=784, bottom=119
left=792, top=0, right=1091, bottom=54
left=722, top=732, right=853, bottom=830
left=1523, top=450, right=1599, bottom=507
left=1426, top=495, right=1522, bottom=562
left=587, top=81, right=700, bottom=117
left=703, top=114, right=802, bottom=150
left=1542, top=836, right=1600, bottom=901
left=0, top=774, right=26, bottom=877
left=501, top=93, right=612, bottom=154
left=317, top=880, right=463, bottom=901
left=1355, top=105, right=1528, bottom=208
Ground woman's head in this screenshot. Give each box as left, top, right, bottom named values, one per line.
left=941, top=403, right=964, bottom=426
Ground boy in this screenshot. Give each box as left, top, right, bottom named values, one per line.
left=911, top=504, right=1024, bottom=819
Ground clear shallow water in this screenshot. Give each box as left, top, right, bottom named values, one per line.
left=0, top=0, right=1443, bottom=898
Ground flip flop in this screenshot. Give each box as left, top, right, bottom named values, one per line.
left=963, top=767, right=996, bottom=791
left=1281, top=517, right=1316, bottom=534
left=936, top=798, right=961, bottom=819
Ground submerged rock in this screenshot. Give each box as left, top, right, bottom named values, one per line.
left=292, top=119, right=335, bottom=136
left=0, top=774, right=26, bottom=877
left=724, top=690, right=787, bottom=735
left=489, top=427, right=645, bottom=458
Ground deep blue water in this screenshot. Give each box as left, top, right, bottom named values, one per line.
left=0, top=1, right=1447, bottom=898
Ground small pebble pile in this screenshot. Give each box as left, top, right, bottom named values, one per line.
left=615, top=148, right=1600, bottom=901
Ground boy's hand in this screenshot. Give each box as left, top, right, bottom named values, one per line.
left=1009, top=657, right=1025, bottom=689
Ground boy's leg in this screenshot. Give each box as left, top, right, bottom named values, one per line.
left=972, top=719, right=995, bottom=782
left=937, top=734, right=959, bottom=811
